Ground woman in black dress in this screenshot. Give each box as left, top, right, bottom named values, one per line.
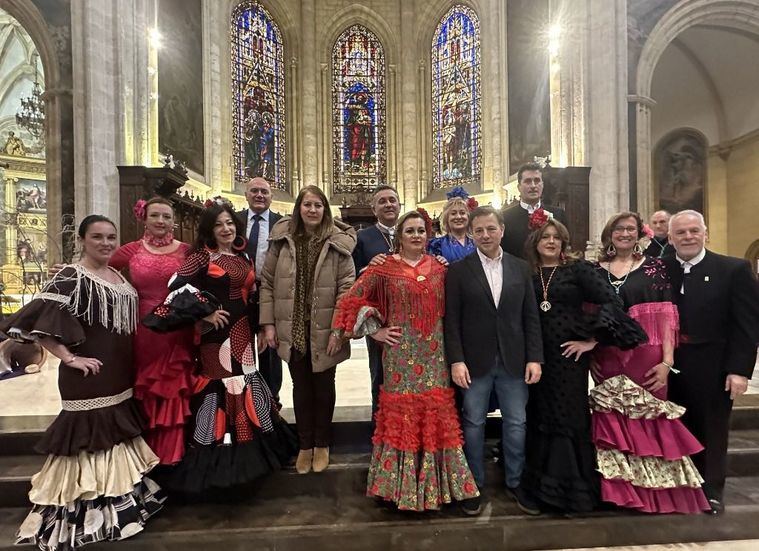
left=148, top=202, right=296, bottom=495
left=0, top=215, right=164, bottom=549
left=520, top=213, right=645, bottom=513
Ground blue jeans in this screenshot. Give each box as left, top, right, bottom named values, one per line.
left=461, top=359, right=528, bottom=489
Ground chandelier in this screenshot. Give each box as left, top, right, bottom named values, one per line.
left=15, top=54, right=45, bottom=140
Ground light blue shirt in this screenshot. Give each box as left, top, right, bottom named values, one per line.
left=246, top=208, right=271, bottom=273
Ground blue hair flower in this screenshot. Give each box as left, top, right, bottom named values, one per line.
left=445, top=186, right=470, bottom=201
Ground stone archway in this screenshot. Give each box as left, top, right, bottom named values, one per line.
left=633, top=0, right=759, bottom=217
left=1, top=0, right=69, bottom=263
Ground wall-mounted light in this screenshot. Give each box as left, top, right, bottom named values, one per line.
left=149, top=28, right=162, bottom=49
left=548, top=23, right=561, bottom=57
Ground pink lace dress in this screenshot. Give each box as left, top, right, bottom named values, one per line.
left=110, top=240, right=196, bottom=465
left=591, top=257, right=709, bottom=513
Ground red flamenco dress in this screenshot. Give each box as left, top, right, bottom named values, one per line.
left=149, top=248, right=296, bottom=494
left=110, top=240, right=196, bottom=465
left=334, top=255, right=479, bottom=511
left=591, top=258, right=710, bottom=513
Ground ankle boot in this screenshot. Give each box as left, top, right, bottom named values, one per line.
left=312, top=447, right=330, bottom=473
left=295, top=449, right=313, bottom=474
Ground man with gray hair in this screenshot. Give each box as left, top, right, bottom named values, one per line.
left=643, top=210, right=674, bottom=258
left=664, top=209, right=759, bottom=514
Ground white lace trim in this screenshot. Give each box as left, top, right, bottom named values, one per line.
left=61, top=388, right=133, bottom=411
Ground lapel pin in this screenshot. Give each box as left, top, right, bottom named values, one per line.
left=704, top=276, right=710, bottom=282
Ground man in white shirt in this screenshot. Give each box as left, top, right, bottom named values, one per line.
left=664, top=210, right=759, bottom=514
left=237, top=177, right=282, bottom=402
left=445, top=206, right=544, bottom=516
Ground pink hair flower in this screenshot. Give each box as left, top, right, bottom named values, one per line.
left=133, top=199, right=147, bottom=221
left=642, top=223, right=654, bottom=239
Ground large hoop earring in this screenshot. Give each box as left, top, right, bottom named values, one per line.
left=605, top=243, right=617, bottom=258
left=633, top=242, right=644, bottom=259
left=232, top=235, right=246, bottom=252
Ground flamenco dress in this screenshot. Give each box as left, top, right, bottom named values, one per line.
left=0, top=265, right=164, bottom=549
left=590, top=257, right=710, bottom=513
left=110, top=240, right=196, bottom=465
left=521, top=260, right=647, bottom=512
left=334, top=255, right=479, bottom=511
left=148, top=248, right=296, bottom=494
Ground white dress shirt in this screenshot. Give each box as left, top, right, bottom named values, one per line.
left=246, top=208, right=270, bottom=273
left=476, top=247, right=504, bottom=306
left=676, top=247, right=706, bottom=294
left=520, top=200, right=542, bottom=214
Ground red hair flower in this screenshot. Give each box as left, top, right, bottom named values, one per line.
left=466, top=197, right=479, bottom=211
left=528, top=208, right=550, bottom=231
left=133, top=199, right=147, bottom=221
left=416, top=208, right=434, bottom=239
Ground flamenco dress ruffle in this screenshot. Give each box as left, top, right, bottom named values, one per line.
left=367, top=387, right=479, bottom=511
left=167, top=370, right=297, bottom=494
left=590, top=302, right=710, bottom=514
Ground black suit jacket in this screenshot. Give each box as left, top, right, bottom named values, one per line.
left=664, top=250, right=759, bottom=378
left=444, top=251, right=544, bottom=378
left=236, top=208, right=282, bottom=237
left=353, top=225, right=393, bottom=274
left=499, top=203, right=568, bottom=259
left=644, top=237, right=675, bottom=259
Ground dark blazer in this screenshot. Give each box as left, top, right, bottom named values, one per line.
left=353, top=225, right=393, bottom=274
left=664, top=250, right=759, bottom=378
left=499, top=203, right=568, bottom=259
left=236, top=208, right=282, bottom=239
left=444, top=251, right=544, bottom=378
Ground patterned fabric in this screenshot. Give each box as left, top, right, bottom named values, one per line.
left=335, top=255, right=479, bottom=511
left=292, top=235, right=323, bottom=354
left=597, top=449, right=705, bottom=489
left=590, top=375, right=685, bottom=420
left=17, top=477, right=165, bottom=551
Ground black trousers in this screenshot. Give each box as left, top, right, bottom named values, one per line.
left=288, top=346, right=336, bottom=450
left=258, top=345, right=283, bottom=402
left=669, top=343, right=734, bottom=500
left=366, top=336, right=384, bottom=415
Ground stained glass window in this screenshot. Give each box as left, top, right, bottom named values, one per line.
left=431, top=5, right=481, bottom=190
left=231, top=1, right=286, bottom=190
left=332, top=25, right=386, bottom=194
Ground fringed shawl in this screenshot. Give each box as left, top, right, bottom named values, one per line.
left=37, top=264, right=139, bottom=335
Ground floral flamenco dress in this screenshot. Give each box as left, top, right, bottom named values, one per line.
left=334, top=255, right=479, bottom=511
left=590, top=257, right=710, bottom=513
left=148, top=248, right=296, bottom=494
left=0, top=265, right=164, bottom=550
left=110, top=240, right=196, bottom=465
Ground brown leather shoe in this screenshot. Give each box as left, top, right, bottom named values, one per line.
left=312, top=447, right=330, bottom=473
left=295, top=449, right=313, bottom=474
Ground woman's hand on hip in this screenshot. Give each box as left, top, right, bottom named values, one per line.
left=643, top=362, right=670, bottom=393
left=370, top=326, right=402, bottom=346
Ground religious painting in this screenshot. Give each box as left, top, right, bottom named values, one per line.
left=506, top=0, right=551, bottom=172
left=15, top=179, right=46, bottom=213
left=232, top=1, right=286, bottom=192
left=654, top=129, right=707, bottom=214
left=431, top=5, right=481, bottom=190
left=332, top=25, right=386, bottom=194
left=157, top=0, right=204, bottom=176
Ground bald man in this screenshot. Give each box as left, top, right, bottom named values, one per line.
left=237, top=177, right=283, bottom=403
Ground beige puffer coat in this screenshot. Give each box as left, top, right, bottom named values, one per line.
left=259, top=217, right=356, bottom=372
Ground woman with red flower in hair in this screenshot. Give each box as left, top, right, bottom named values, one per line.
left=333, top=210, right=479, bottom=512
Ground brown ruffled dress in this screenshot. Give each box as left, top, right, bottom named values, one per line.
left=0, top=265, right=165, bottom=550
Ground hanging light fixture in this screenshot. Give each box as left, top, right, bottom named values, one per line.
left=15, top=53, right=45, bottom=140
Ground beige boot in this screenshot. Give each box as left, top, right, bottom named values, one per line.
left=312, top=447, right=330, bottom=473
left=295, top=449, right=313, bottom=474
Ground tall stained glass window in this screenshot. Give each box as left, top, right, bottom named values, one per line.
left=431, top=5, right=481, bottom=189
left=332, top=25, right=386, bottom=194
left=231, top=1, right=286, bottom=190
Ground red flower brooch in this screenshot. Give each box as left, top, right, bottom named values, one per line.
left=527, top=208, right=550, bottom=231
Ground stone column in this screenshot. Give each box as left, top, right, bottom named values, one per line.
left=629, top=94, right=656, bottom=218
left=299, top=0, right=318, bottom=188
left=399, top=0, right=419, bottom=209
left=584, top=0, right=630, bottom=240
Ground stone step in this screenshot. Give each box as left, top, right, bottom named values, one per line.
left=3, top=429, right=759, bottom=509
left=1, top=476, right=759, bottom=550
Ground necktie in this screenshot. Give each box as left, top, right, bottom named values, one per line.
left=681, top=261, right=692, bottom=294
left=247, top=214, right=262, bottom=266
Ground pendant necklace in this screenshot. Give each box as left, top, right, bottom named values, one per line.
left=538, top=266, right=559, bottom=312
left=607, top=259, right=634, bottom=294
left=378, top=224, right=393, bottom=252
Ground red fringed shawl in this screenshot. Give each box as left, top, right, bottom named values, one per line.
left=334, top=256, right=446, bottom=338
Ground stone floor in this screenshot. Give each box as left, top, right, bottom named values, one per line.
left=561, top=542, right=759, bottom=551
